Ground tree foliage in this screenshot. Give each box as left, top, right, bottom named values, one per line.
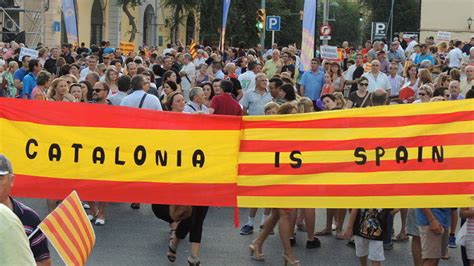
left=361, top=0, right=421, bottom=41
left=161, top=0, right=200, bottom=44
left=116, top=0, right=142, bottom=42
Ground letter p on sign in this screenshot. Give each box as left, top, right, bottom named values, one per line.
left=266, top=16, right=281, bottom=31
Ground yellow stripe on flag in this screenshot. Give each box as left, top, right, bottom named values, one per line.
left=238, top=170, right=474, bottom=186
left=239, top=145, right=472, bottom=164
left=242, top=121, right=472, bottom=141
left=238, top=195, right=474, bottom=208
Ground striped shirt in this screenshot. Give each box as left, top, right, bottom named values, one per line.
left=467, top=207, right=474, bottom=236
left=11, top=197, right=50, bottom=262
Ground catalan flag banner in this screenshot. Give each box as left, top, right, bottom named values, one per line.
left=189, top=39, right=198, bottom=59
left=238, top=100, right=474, bottom=208
left=38, top=191, right=95, bottom=265
left=1, top=99, right=473, bottom=208
left=1, top=98, right=241, bottom=206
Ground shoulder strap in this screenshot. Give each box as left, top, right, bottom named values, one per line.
left=360, top=92, right=371, bottom=107
left=138, top=93, right=147, bottom=108
left=186, top=103, right=197, bottom=111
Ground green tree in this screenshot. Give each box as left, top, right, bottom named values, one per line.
left=162, top=0, right=200, bottom=44
left=316, top=0, right=362, bottom=47
left=361, top=0, right=421, bottom=40
left=117, top=0, right=142, bottom=42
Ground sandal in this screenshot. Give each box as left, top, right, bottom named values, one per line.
left=315, top=229, right=333, bottom=236
left=167, top=240, right=177, bottom=262
left=392, top=233, right=409, bottom=242
left=296, top=223, right=307, bottom=232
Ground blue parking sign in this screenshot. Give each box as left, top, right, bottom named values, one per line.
left=266, top=16, right=281, bottom=31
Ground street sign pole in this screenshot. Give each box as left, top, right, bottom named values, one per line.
left=271, top=31, right=275, bottom=46
left=322, top=0, right=329, bottom=45
left=260, top=0, right=265, bottom=49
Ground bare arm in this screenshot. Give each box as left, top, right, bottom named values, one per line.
left=14, top=79, right=22, bottom=90
left=36, top=258, right=52, bottom=266
left=422, top=208, right=443, bottom=234
left=299, top=85, right=305, bottom=96
left=460, top=208, right=474, bottom=219
left=344, top=209, right=359, bottom=240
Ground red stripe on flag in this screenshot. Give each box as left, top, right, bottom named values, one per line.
left=243, top=110, right=474, bottom=129
left=50, top=211, right=86, bottom=264
left=12, top=175, right=237, bottom=206
left=41, top=217, right=79, bottom=264
left=0, top=98, right=241, bottom=130
left=238, top=157, right=474, bottom=175
left=62, top=197, right=94, bottom=252
left=238, top=182, right=474, bottom=197
left=239, top=133, right=474, bottom=152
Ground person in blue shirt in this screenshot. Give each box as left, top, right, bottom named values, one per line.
left=21, top=59, right=42, bottom=99
left=299, top=58, right=325, bottom=106
left=415, top=208, right=451, bottom=264
left=13, top=55, right=30, bottom=96
left=414, top=44, right=436, bottom=65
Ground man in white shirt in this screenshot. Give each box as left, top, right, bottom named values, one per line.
left=446, top=40, right=464, bottom=69
left=193, top=49, right=207, bottom=67
left=183, top=87, right=209, bottom=114
left=179, top=53, right=196, bottom=101
left=80, top=55, right=98, bottom=81
left=120, top=74, right=162, bottom=111
left=405, top=36, right=418, bottom=54
left=238, top=61, right=262, bottom=93
left=387, top=62, right=404, bottom=97
left=362, top=60, right=392, bottom=93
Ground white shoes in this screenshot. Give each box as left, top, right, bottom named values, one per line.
left=95, top=218, right=105, bottom=226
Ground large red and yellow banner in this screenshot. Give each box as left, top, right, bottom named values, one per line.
left=1, top=98, right=473, bottom=207
left=1, top=99, right=241, bottom=206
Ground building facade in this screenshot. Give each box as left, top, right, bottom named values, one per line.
left=420, top=0, right=474, bottom=41
left=5, top=0, right=199, bottom=50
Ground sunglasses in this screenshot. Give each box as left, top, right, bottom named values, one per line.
left=389, top=67, right=398, bottom=70
left=418, top=93, right=426, bottom=96
left=359, top=83, right=368, bottom=86
left=103, top=57, right=110, bottom=60
left=93, top=88, right=106, bottom=92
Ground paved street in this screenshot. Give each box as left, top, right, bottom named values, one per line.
left=20, top=198, right=462, bottom=265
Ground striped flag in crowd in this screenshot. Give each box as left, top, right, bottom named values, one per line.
left=38, top=191, right=95, bottom=265
left=190, top=39, right=198, bottom=59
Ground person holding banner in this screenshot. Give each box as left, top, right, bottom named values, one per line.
left=299, top=58, right=325, bottom=107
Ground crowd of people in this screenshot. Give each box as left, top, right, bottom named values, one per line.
left=0, top=33, right=473, bottom=266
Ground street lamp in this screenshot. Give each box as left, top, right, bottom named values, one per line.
left=468, top=17, right=473, bottom=30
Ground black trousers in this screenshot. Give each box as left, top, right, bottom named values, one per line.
left=151, top=204, right=209, bottom=243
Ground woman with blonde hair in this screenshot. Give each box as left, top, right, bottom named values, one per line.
left=417, top=68, right=433, bottom=88
left=296, top=97, right=314, bottom=113
left=105, top=67, right=119, bottom=95
left=47, top=78, right=76, bottom=102
left=413, top=85, right=433, bottom=103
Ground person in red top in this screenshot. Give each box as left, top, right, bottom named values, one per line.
left=209, top=79, right=243, bottom=116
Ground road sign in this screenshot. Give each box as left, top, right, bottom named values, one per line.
left=371, top=22, right=387, bottom=40
left=319, top=24, right=332, bottom=36
left=320, top=36, right=331, bottom=40
left=436, top=31, right=451, bottom=42
left=266, top=16, right=281, bottom=31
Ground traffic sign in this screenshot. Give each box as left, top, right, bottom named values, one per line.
left=266, top=16, right=281, bottom=31
left=371, top=22, right=387, bottom=40
left=319, top=24, right=332, bottom=36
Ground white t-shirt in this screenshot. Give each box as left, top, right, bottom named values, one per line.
left=180, top=62, right=196, bottom=91
left=238, top=70, right=257, bottom=92
left=362, top=71, right=392, bottom=92
left=447, top=47, right=463, bottom=68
